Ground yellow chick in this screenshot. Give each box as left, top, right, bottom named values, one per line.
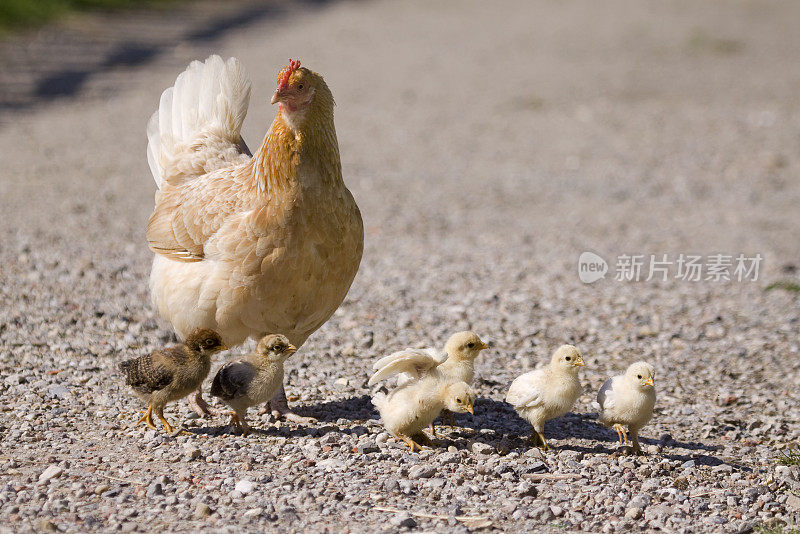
left=370, top=331, right=489, bottom=386
left=369, top=332, right=488, bottom=433
left=506, top=345, right=585, bottom=450
left=597, top=361, right=656, bottom=454
left=372, top=377, right=476, bottom=451
left=210, top=334, right=297, bottom=435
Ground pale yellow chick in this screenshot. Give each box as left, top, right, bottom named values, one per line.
left=506, top=345, right=585, bottom=450
left=369, top=331, right=488, bottom=433
left=372, top=377, right=476, bottom=452
left=597, top=361, right=656, bottom=454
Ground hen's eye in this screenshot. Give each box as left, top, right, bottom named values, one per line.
left=297, top=83, right=304, bottom=90
left=467, top=342, right=475, bottom=349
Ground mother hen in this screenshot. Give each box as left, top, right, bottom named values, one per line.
left=145, top=56, right=364, bottom=422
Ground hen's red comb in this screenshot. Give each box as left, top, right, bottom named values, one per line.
left=278, top=59, right=301, bottom=89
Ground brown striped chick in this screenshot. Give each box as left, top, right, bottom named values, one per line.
left=506, top=345, right=585, bottom=450
left=119, top=328, right=226, bottom=433
left=372, top=377, right=475, bottom=452
left=210, top=334, right=297, bottom=435
left=597, top=361, right=656, bottom=454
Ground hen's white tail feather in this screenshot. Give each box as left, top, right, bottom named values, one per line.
left=146, top=55, right=252, bottom=188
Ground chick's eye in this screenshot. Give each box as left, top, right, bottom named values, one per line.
left=565, top=356, right=571, bottom=361
left=637, top=375, right=642, bottom=379
left=456, top=398, right=462, bottom=403
left=466, top=342, right=475, bottom=349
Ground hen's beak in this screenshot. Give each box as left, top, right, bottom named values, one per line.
left=286, top=344, right=298, bottom=355
left=643, top=376, right=654, bottom=386
left=271, top=89, right=284, bottom=105
left=574, top=356, right=585, bottom=367
left=465, top=405, right=474, bottom=415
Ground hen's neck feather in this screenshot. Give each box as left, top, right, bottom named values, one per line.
left=248, top=94, right=341, bottom=195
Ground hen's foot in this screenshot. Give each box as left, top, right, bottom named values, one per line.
left=189, top=391, right=225, bottom=418
left=268, top=385, right=316, bottom=424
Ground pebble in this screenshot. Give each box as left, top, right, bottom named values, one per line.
left=38, top=465, right=63, bottom=483
left=234, top=480, right=256, bottom=495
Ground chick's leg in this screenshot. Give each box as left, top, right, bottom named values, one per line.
left=155, top=406, right=174, bottom=434
left=613, top=424, right=629, bottom=446
left=136, top=404, right=157, bottom=430
left=268, top=384, right=316, bottom=424
left=401, top=436, right=422, bottom=452
left=428, top=423, right=437, bottom=436
left=630, top=431, right=643, bottom=455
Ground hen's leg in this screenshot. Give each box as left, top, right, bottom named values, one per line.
left=268, top=384, right=316, bottom=424
left=188, top=389, right=225, bottom=417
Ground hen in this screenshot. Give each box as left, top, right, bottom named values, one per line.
left=145, top=56, right=364, bottom=422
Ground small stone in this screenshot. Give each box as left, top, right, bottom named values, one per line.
left=5, top=374, right=25, bottom=386
left=525, top=448, right=546, bottom=460
left=357, top=443, right=379, bottom=454
left=471, top=442, right=494, bottom=455
left=194, top=503, right=212, bottom=518
left=408, top=465, right=435, bottom=479
left=680, top=460, right=695, bottom=470
left=235, top=480, right=256, bottom=495
left=146, top=483, right=163, bottom=498
left=390, top=512, right=417, bottom=528
left=786, top=494, right=800, bottom=511
left=38, top=465, right=64, bottom=483
left=35, top=519, right=57, bottom=532
left=334, top=377, right=349, bottom=388
left=94, top=484, right=110, bottom=495
left=517, top=482, right=537, bottom=497
left=185, top=447, right=202, bottom=460
left=243, top=508, right=263, bottom=519
left=673, top=476, right=689, bottom=490
left=550, top=505, right=563, bottom=517
left=625, top=507, right=643, bottom=520
left=531, top=505, right=554, bottom=522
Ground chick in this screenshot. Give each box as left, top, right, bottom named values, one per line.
left=370, top=331, right=488, bottom=431
left=597, top=361, right=656, bottom=454
left=372, top=377, right=476, bottom=451
left=505, top=345, right=585, bottom=450
left=119, top=328, right=225, bottom=433
left=210, top=334, right=297, bottom=435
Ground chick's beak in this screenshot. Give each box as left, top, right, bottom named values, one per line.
left=465, top=405, right=474, bottom=415
left=286, top=344, right=298, bottom=355
left=478, top=341, right=490, bottom=350
left=574, top=356, right=585, bottom=367
left=644, top=376, right=655, bottom=386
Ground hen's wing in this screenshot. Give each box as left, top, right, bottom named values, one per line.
left=505, top=370, right=545, bottom=409
left=145, top=55, right=254, bottom=262
left=368, top=348, right=442, bottom=386
left=210, top=360, right=256, bottom=401
left=119, top=350, right=176, bottom=395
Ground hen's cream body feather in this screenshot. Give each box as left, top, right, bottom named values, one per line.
left=145, top=56, right=363, bottom=350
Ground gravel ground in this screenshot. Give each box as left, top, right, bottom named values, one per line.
left=1, top=0, right=800, bottom=532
